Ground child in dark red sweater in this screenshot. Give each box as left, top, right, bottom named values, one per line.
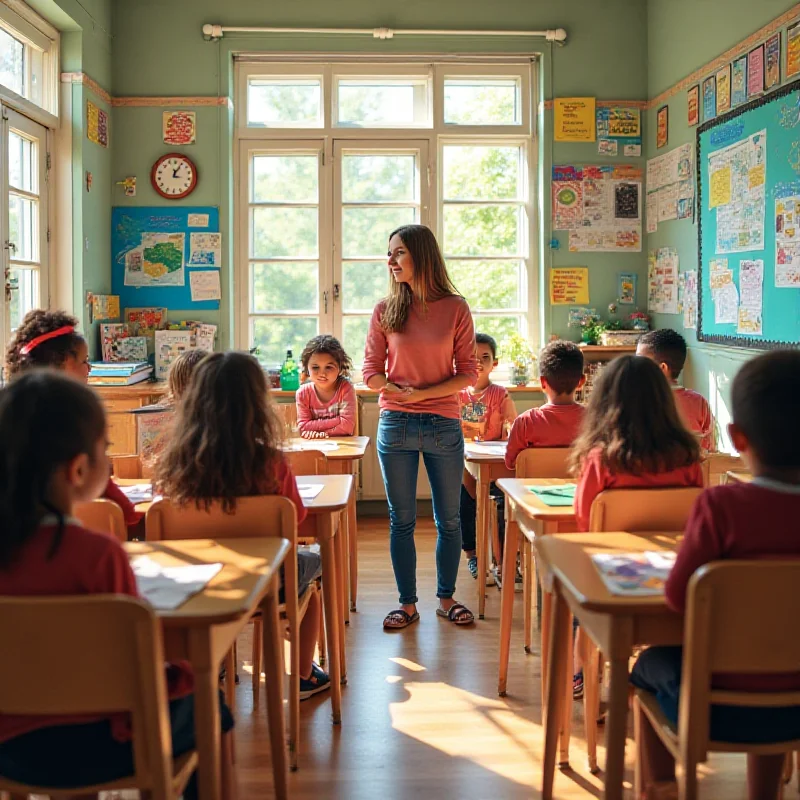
left=0, top=372, right=235, bottom=797
left=631, top=350, right=800, bottom=800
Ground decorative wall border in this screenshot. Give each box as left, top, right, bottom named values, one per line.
left=543, top=98, right=647, bottom=110
left=60, top=71, right=111, bottom=105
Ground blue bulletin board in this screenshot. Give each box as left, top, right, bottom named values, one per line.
left=698, top=80, right=800, bottom=349
left=111, top=206, right=220, bottom=310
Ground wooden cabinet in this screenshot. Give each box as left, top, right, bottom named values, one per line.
left=94, top=383, right=167, bottom=455
left=575, top=345, right=637, bottom=403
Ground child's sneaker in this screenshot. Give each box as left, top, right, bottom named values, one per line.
left=300, top=663, right=330, bottom=700
left=467, top=555, right=478, bottom=579
left=573, top=670, right=584, bottom=700
left=514, top=564, right=523, bottom=593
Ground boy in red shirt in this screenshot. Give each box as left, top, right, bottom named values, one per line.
left=505, top=340, right=586, bottom=470
left=637, top=328, right=714, bottom=452
left=630, top=350, right=800, bottom=800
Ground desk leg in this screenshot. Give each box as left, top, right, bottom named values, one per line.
left=559, top=615, right=573, bottom=769
left=540, top=585, right=552, bottom=711
left=188, top=630, right=222, bottom=800
left=542, top=584, right=570, bottom=800
left=319, top=515, right=343, bottom=724
left=262, top=581, right=289, bottom=799
left=476, top=468, right=491, bottom=619
left=340, top=505, right=350, bottom=627
left=334, top=510, right=348, bottom=683
left=603, top=648, right=631, bottom=800
left=498, top=505, right=519, bottom=696
left=523, top=539, right=533, bottom=653
left=348, top=472, right=358, bottom=612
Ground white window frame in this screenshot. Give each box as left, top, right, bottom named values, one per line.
left=234, top=58, right=539, bottom=369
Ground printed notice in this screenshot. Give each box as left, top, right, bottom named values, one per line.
left=187, top=213, right=210, bottom=228
left=189, top=270, right=221, bottom=302
left=188, top=232, right=222, bottom=267
left=549, top=267, right=589, bottom=305
left=554, top=98, right=596, bottom=142
left=737, top=259, right=763, bottom=335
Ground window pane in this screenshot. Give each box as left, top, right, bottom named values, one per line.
left=247, top=79, right=322, bottom=127
left=443, top=145, right=521, bottom=201
left=443, top=205, right=522, bottom=257
left=252, top=317, right=318, bottom=368
left=342, top=206, right=416, bottom=258
left=28, top=46, right=42, bottom=107
left=473, top=315, right=523, bottom=347
left=342, top=155, right=416, bottom=203
left=252, top=155, right=317, bottom=203
left=343, top=316, right=371, bottom=366
left=337, top=78, right=428, bottom=127
left=252, top=263, right=318, bottom=313
left=444, top=78, right=520, bottom=125
left=9, top=195, right=36, bottom=261
left=8, top=132, right=34, bottom=193
left=448, top=260, right=522, bottom=310
left=252, top=207, right=318, bottom=258
left=342, top=261, right=388, bottom=312
left=8, top=267, right=38, bottom=332
left=0, top=27, right=24, bottom=96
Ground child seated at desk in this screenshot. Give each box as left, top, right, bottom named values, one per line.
left=0, top=372, right=236, bottom=799
left=458, top=333, right=517, bottom=581
left=164, top=348, right=208, bottom=405
left=157, top=351, right=330, bottom=700
left=504, top=339, right=586, bottom=470
left=637, top=328, right=714, bottom=452
left=296, top=334, right=356, bottom=439
left=4, top=309, right=141, bottom=531
left=630, top=350, right=800, bottom=800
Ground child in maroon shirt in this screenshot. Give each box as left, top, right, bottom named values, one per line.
left=0, top=372, right=235, bottom=797
left=631, top=350, right=800, bottom=800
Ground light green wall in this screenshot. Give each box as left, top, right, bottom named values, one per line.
left=110, top=0, right=649, bottom=347
left=645, top=0, right=797, bottom=449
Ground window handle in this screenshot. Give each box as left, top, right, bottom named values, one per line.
left=323, top=290, right=329, bottom=314
left=4, top=241, right=16, bottom=253
left=333, top=283, right=340, bottom=301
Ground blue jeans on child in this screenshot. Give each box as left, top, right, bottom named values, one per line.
left=377, top=411, right=464, bottom=605
left=630, top=646, right=800, bottom=744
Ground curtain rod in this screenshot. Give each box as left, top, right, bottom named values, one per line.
left=202, top=24, right=567, bottom=44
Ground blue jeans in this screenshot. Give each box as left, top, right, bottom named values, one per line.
left=377, top=411, right=465, bottom=605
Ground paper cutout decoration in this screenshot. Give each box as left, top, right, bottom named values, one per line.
left=550, top=267, right=589, bottom=305
left=91, top=294, right=120, bottom=321
left=765, top=33, right=781, bottom=89
left=687, top=85, right=699, bottom=127
left=656, top=105, right=668, bottom=149
left=554, top=98, right=596, bottom=142
left=87, top=101, right=108, bottom=148
left=163, top=111, right=196, bottom=146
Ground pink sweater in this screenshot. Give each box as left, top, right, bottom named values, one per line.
left=362, top=295, right=478, bottom=420
left=296, top=379, right=357, bottom=436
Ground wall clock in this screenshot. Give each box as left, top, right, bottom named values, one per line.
left=151, top=153, right=198, bottom=199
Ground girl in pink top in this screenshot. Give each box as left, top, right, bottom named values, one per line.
left=296, top=335, right=356, bottom=438
left=363, top=225, right=478, bottom=630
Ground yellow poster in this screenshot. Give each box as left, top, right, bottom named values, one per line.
left=709, top=166, right=731, bottom=208
left=550, top=267, right=589, bottom=305
left=749, top=163, right=765, bottom=188
left=554, top=98, right=596, bottom=142
left=86, top=100, right=108, bottom=148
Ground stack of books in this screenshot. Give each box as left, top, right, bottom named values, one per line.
left=88, top=361, right=153, bottom=386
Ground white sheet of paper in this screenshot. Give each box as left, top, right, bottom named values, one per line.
left=189, top=270, right=221, bottom=301
left=467, top=441, right=508, bottom=454
left=119, top=483, right=153, bottom=503
left=298, top=484, right=325, bottom=501
left=131, top=556, right=223, bottom=610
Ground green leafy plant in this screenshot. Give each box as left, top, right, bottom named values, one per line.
left=501, top=333, right=535, bottom=367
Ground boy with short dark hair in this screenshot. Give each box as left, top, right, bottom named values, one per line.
left=637, top=328, right=714, bottom=452
left=631, top=349, right=800, bottom=800
left=504, top=340, right=586, bottom=470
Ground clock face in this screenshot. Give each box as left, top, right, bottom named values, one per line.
left=151, top=154, right=197, bottom=199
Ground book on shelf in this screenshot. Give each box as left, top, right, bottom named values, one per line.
left=89, top=361, right=150, bottom=376
left=88, top=366, right=153, bottom=386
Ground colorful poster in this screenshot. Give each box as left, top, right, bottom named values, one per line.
left=598, top=139, right=618, bottom=156
left=552, top=176, right=584, bottom=229
left=549, top=267, right=589, bottom=305
left=86, top=101, right=108, bottom=148
left=567, top=306, right=597, bottom=327
left=731, top=56, right=747, bottom=107
left=656, top=105, right=668, bottom=148
left=124, top=232, right=186, bottom=287
left=125, top=307, right=168, bottom=337
left=646, top=143, right=695, bottom=228
left=716, top=66, right=731, bottom=115
left=187, top=213, right=210, bottom=228
left=710, top=259, right=739, bottom=324
left=596, top=107, right=641, bottom=157
left=646, top=190, right=658, bottom=233
left=155, top=330, right=193, bottom=380
left=687, top=85, right=700, bottom=127
left=647, top=247, right=679, bottom=314
left=618, top=272, right=637, bottom=304
left=100, top=324, right=148, bottom=363
left=737, top=259, right=764, bottom=334
left=91, top=294, right=119, bottom=321
left=188, top=232, right=222, bottom=267
left=554, top=98, right=596, bottom=142
left=789, top=21, right=800, bottom=78
left=774, top=195, right=800, bottom=286
left=163, top=111, right=196, bottom=145
left=189, top=270, right=221, bottom=302
left=765, top=33, right=781, bottom=89
left=679, top=270, right=698, bottom=330
left=747, top=45, right=765, bottom=98
left=703, top=76, right=717, bottom=122
left=138, top=410, right=174, bottom=466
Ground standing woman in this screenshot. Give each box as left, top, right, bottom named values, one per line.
left=363, top=224, right=478, bottom=630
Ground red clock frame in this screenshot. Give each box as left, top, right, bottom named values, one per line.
left=150, top=153, right=198, bottom=200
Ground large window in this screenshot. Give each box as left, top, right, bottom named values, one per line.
left=236, top=61, right=536, bottom=372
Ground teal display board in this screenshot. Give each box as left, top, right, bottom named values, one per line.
left=698, top=79, right=800, bottom=349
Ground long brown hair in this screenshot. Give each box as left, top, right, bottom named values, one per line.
left=155, top=351, right=283, bottom=512
left=380, top=224, right=459, bottom=333
left=570, top=355, right=700, bottom=476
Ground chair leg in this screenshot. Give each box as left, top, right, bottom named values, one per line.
left=796, top=750, right=800, bottom=792
left=523, top=539, right=533, bottom=653
left=583, top=640, right=601, bottom=774
left=224, top=647, right=236, bottom=710
left=252, top=617, right=263, bottom=703
left=678, top=757, right=699, bottom=800
left=317, top=582, right=327, bottom=667
left=633, top=694, right=644, bottom=799
left=783, top=751, right=793, bottom=785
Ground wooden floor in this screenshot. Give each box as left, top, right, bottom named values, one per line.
left=233, top=518, right=755, bottom=799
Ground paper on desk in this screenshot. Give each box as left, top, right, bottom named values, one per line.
left=120, top=483, right=153, bottom=504
left=467, top=441, right=508, bottom=454
left=282, top=440, right=340, bottom=452
left=591, top=551, right=676, bottom=596
left=298, top=483, right=324, bottom=501
left=131, top=556, right=223, bottom=610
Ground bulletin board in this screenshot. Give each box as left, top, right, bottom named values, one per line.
left=111, top=206, right=220, bottom=310
left=697, top=79, right=800, bottom=349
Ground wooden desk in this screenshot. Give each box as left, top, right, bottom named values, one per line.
left=287, top=436, right=370, bottom=614
left=124, top=537, right=291, bottom=800
left=724, top=469, right=753, bottom=484
left=535, top=532, right=683, bottom=800
left=94, top=383, right=167, bottom=455
left=464, top=442, right=514, bottom=619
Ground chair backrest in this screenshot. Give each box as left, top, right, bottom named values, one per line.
left=74, top=498, right=128, bottom=542
left=700, top=452, right=743, bottom=487
left=680, top=561, right=800, bottom=754
left=515, top=447, right=572, bottom=479
left=0, top=595, right=174, bottom=791
left=589, top=487, right=704, bottom=533
left=112, top=454, right=145, bottom=480
left=284, top=448, right=329, bottom=476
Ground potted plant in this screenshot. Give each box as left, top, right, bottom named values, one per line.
left=629, top=310, right=651, bottom=332
left=501, top=333, right=536, bottom=386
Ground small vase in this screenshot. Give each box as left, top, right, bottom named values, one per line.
left=510, top=363, right=530, bottom=387
left=632, top=319, right=649, bottom=332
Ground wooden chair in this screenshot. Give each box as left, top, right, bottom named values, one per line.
left=634, top=561, right=800, bottom=800
left=74, top=498, right=127, bottom=542
left=111, top=453, right=153, bottom=480
left=700, top=452, right=743, bottom=487
left=0, top=595, right=197, bottom=799
left=582, top=486, right=705, bottom=773
left=146, top=495, right=309, bottom=770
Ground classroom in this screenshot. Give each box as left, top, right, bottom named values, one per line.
left=1, top=0, right=799, bottom=798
